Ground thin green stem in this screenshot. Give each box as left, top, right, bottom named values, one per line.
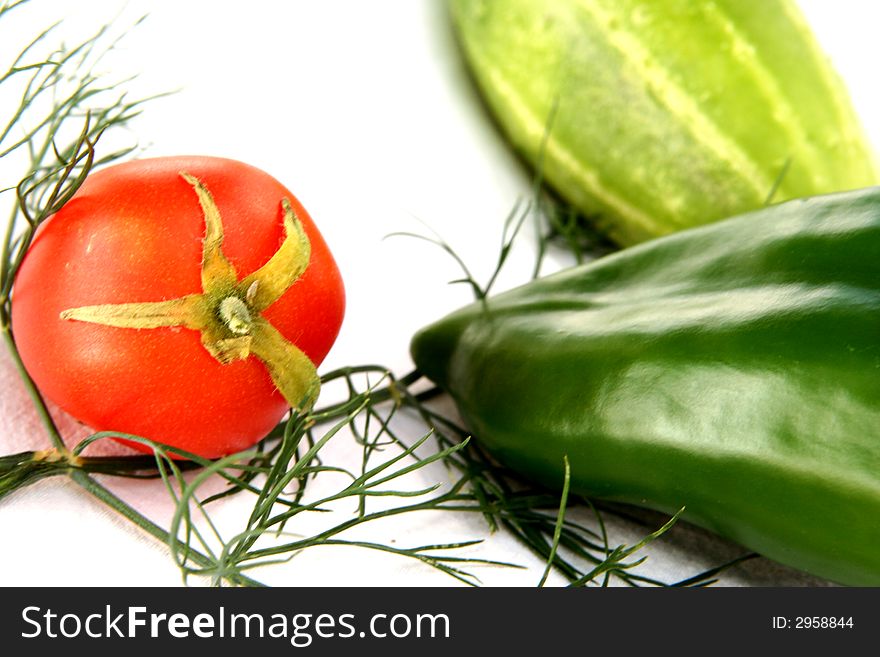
left=69, top=469, right=262, bottom=587
left=538, top=455, right=570, bottom=587
left=1, top=329, right=63, bottom=447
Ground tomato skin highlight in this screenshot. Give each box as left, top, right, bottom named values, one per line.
left=11, top=156, right=345, bottom=458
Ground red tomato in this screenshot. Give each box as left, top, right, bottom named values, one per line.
left=11, top=156, right=345, bottom=458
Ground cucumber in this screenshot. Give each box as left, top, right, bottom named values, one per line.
left=450, top=0, right=879, bottom=245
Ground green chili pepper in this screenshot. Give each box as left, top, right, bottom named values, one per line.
left=450, top=0, right=878, bottom=246
left=411, top=188, right=880, bottom=585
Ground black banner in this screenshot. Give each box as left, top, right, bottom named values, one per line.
left=1, top=587, right=875, bottom=653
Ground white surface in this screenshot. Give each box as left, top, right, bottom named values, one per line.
left=0, top=0, right=876, bottom=587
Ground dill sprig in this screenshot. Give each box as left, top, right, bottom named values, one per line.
left=0, top=1, right=749, bottom=587
left=0, top=0, right=149, bottom=451
left=0, top=0, right=242, bottom=582
left=52, top=365, right=702, bottom=587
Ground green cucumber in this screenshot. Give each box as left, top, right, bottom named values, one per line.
left=450, top=0, right=878, bottom=245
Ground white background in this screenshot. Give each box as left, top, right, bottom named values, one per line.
left=0, top=0, right=877, bottom=587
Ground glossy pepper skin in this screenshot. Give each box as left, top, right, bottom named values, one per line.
left=411, top=188, right=880, bottom=585
left=450, top=0, right=878, bottom=246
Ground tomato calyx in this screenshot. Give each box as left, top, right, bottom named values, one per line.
left=59, top=172, right=321, bottom=412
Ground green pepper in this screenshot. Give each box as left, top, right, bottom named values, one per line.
left=411, top=188, right=880, bottom=585
left=450, top=0, right=878, bottom=246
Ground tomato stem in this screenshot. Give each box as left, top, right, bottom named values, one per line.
left=218, top=296, right=253, bottom=335
left=58, top=173, right=320, bottom=413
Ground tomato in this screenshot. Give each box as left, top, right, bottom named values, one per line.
left=11, top=156, right=345, bottom=458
